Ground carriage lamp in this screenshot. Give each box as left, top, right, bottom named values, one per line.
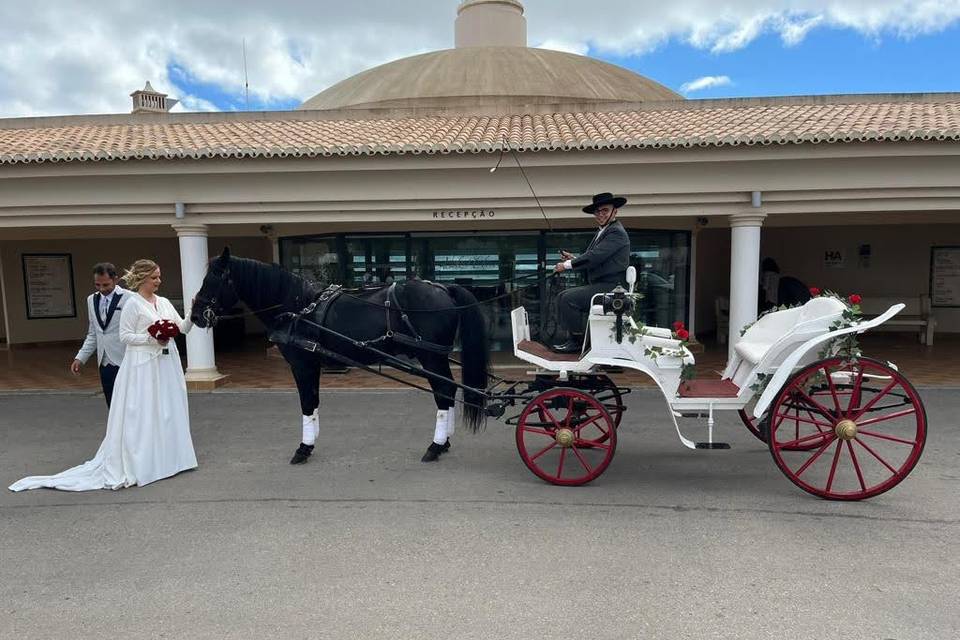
left=603, top=286, right=635, bottom=343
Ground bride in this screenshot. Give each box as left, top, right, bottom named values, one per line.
left=9, top=260, right=198, bottom=491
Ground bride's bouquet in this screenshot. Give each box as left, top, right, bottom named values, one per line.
left=148, top=320, right=181, bottom=354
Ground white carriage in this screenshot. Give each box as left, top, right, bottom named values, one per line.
left=507, top=268, right=926, bottom=500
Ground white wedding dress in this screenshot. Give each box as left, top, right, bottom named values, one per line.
left=9, top=294, right=198, bottom=491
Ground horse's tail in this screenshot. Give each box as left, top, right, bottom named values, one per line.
left=447, top=285, right=489, bottom=432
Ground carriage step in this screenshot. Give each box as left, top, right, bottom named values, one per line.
left=695, top=442, right=731, bottom=450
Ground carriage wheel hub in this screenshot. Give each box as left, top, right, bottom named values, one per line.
left=835, top=419, right=858, bottom=441
left=555, top=428, right=576, bottom=448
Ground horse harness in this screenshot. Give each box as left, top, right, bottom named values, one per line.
left=273, top=282, right=453, bottom=356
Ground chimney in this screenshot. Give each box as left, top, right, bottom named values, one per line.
left=130, top=81, right=179, bottom=114
left=455, top=0, right=527, bottom=48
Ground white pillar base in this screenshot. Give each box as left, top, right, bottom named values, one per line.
left=184, top=367, right=231, bottom=391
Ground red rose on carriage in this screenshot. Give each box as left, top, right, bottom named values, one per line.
left=809, top=287, right=821, bottom=296
left=848, top=294, right=862, bottom=305
left=672, top=320, right=685, bottom=331
left=676, top=328, right=690, bottom=341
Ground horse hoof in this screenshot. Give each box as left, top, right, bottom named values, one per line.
left=290, top=443, right=314, bottom=465
left=421, top=441, right=447, bottom=463
left=442, top=438, right=451, bottom=452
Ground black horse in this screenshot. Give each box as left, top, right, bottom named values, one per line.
left=191, top=248, right=489, bottom=464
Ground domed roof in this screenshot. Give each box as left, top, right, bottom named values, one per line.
left=298, top=47, right=681, bottom=112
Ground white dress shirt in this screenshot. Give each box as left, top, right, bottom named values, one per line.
left=99, top=290, right=115, bottom=318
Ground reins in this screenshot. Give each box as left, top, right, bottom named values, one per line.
left=206, top=303, right=284, bottom=322
left=321, top=270, right=553, bottom=313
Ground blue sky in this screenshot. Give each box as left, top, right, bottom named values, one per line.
left=1, top=1, right=959, bottom=118
left=172, top=22, right=960, bottom=113
left=168, top=63, right=301, bottom=112
left=607, top=23, right=960, bottom=98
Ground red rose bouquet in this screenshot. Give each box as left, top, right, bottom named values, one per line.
left=148, top=320, right=181, bottom=354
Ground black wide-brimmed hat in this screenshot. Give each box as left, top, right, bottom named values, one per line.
left=582, top=192, right=627, bottom=214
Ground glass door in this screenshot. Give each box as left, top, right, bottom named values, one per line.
left=343, top=235, right=409, bottom=288
left=411, top=232, right=541, bottom=351
left=282, top=236, right=341, bottom=286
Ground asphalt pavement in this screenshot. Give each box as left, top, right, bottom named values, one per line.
left=1, top=388, right=957, bottom=640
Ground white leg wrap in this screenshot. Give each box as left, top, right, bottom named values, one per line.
left=433, top=409, right=449, bottom=445
left=302, top=413, right=318, bottom=446
left=446, top=404, right=457, bottom=437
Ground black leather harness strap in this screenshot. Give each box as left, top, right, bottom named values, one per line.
left=274, top=282, right=452, bottom=356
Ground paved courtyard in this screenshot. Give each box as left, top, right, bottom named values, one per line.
left=1, top=333, right=958, bottom=392
left=1, top=388, right=957, bottom=640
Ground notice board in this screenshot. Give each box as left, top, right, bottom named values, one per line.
left=22, top=253, right=77, bottom=319
left=931, top=246, right=960, bottom=308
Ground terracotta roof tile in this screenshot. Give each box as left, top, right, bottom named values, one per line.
left=1, top=100, right=959, bottom=165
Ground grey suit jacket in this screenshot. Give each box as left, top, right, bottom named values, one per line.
left=75, top=287, right=127, bottom=366
left=570, top=220, right=630, bottom=284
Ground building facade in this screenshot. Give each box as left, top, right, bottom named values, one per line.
left=1, top=0, right=959, bottom=387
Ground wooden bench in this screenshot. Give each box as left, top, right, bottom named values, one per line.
left=859, top=295, right=936, bottom=345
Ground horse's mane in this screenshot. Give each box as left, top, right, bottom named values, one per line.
left=228, top=256, right=318, bottom=313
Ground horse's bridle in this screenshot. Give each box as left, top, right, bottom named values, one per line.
left=195, top=267, right=235, bottom=328
left=195, top=266, right=284, bottom=327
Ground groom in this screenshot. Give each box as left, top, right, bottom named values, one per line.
left=71, top=263, right=126, bottom=407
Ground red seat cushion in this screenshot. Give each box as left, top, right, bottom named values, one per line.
left=517, top=340, right=581, bottom=362
left=678, top=378, right=740, bottom=398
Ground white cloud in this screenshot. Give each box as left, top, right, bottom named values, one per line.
left=0, top=1, right=958, bottom=118
left=779, top=15, right=825, bottom=46
left=680, top=75, right=733, bottom=94
left=170, top=95, right=219, bottom=113
left=535, top=39, right=589, bottom=56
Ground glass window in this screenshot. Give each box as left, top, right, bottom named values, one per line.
left=279, top=228, right=690, bottom=351
left=412, top=233, right=540, bottom=350
left=281, top=236, right=340, bottom=287
left=629, top=230, right=690, bottom=329
left=343, top=235, right=408, bottom=288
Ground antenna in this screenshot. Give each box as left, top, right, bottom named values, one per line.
left=242, top=38, right=250, bottom=110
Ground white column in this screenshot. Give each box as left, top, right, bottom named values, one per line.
left=267, top=231, right=280, bottom=264
left=687, top=227, right=698, bottom=340
left=0, top=246, right=10, bottom=349
left=173, top=222, right=228, bottom=388
left=728, top=213, right=766, bottom=357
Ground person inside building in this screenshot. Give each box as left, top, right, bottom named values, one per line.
left=759, top=257, right=781, bottom=312
left=551, top=192, right=631, bottom=353
left=759, top=257, right=811, bottom=311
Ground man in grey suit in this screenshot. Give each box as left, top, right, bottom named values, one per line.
left=71, top=263, right=127, bottom=406
left=551, top=193, right=631, bottom=353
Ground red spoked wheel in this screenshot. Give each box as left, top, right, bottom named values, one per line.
left=740, top=397, right=828, bottom=451
left=579, top=375, right=624, bottom=446
left=593, top=375, right=625, bottom=428
left=536, top=375, right=624, bottom=447
left=738, top=406, right=767, bottom=443
left=768, top=357, right=926, bottom=501
left=516, top=387, right=617, bottom=486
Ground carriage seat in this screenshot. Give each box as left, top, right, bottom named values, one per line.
left=734, top=297, right=846, bottom=365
